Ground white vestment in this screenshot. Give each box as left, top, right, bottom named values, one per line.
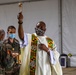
left=19, top=33, right=63, bottom=75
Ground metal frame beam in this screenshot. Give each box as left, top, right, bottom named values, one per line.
left=0, top=0, right=45, bottom=5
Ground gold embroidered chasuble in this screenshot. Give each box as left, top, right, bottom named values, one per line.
left=19, top=33, right=63, bottom=75
left=30, top=34, right=55, bottom=75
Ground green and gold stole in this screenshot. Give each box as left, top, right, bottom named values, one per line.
left=30, top=34, right=55, bottom=75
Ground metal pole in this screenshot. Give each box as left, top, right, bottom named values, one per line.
left=59, top=0, right=63, bottom=54
left=0, top=0, right=45, bottom=6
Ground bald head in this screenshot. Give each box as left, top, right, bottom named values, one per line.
left=36, top=21, right=46, bottom=28
left=0, top=29, right=5, bottom=35
left=35, top=21, right=46, bottom=36
left=0, top=29, right=5, bottom=41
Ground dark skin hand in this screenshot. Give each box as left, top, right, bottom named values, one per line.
left=18, top=12, right=24, bottom=41
left=18, top=12, right=23, bottom=22
left=38, top=44, right=50, bottom=55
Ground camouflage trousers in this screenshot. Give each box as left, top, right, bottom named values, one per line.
left=0, top=64, right=20, bottom=75
left=0, top=67, right=5, bottom=75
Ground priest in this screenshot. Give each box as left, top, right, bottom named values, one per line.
left=17, top=12, right=63, bottom=75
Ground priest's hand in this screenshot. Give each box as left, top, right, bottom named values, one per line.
left=18, top=12, right=24, bottom=41
left=17, top=12, right=23, bottom=23
left=38, top=44, right=48, bottom=52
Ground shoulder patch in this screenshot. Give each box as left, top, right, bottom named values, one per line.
left=3, top=39, right=8, bottom=44
left=14, top=39, right=19, bottom=43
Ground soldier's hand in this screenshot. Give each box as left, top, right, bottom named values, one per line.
left=38, top=44, right=48, bottom=52
left=17, top=12, right=23, bottom=23
left=12, top=53, right=19, bottom=57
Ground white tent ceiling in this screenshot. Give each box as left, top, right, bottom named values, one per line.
left=0, top=0, right=45, bottom=5
left=0, top=0, right=24, bottom=3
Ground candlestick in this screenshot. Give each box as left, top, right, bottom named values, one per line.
left=18, top=2, right=23, bottom=12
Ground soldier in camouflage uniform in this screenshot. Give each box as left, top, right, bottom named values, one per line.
left=0, top=29, right=5, bottom=75
left=3, top=26, right=21, bottom=75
